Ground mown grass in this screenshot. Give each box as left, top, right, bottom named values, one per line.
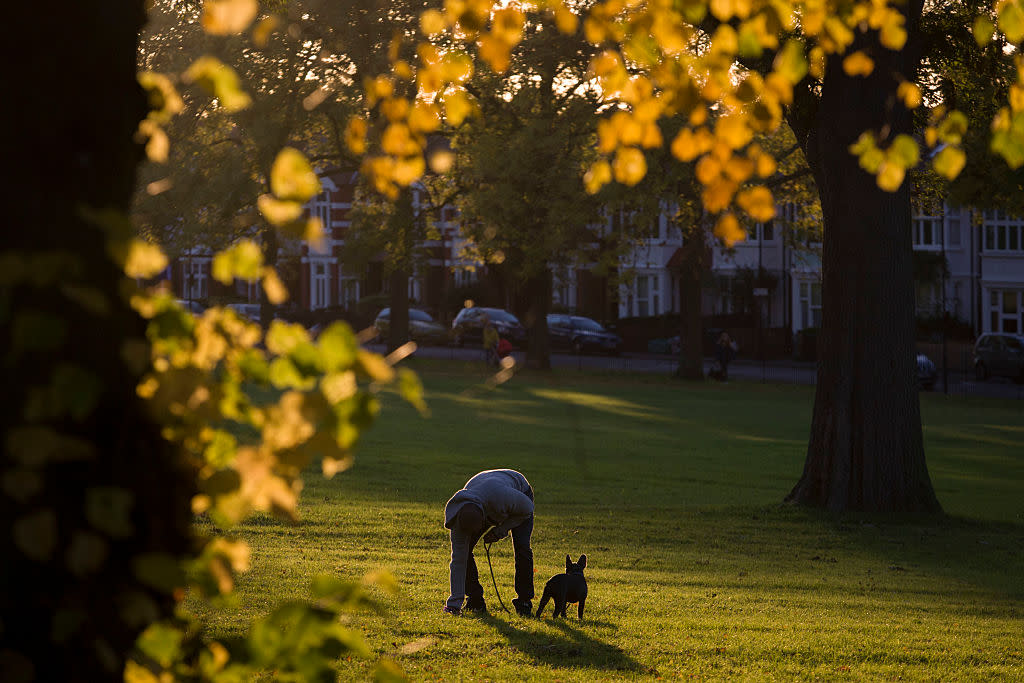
left=205, top=361, right=1024, bottom=681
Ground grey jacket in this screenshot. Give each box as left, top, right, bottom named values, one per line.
left=445, top=469, right=534, bottom=610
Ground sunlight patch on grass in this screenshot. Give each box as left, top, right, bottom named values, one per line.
left=528, top=388, right=668, bottom=421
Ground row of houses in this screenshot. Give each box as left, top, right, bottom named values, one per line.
left=167, top=169, right=1024, bottom=344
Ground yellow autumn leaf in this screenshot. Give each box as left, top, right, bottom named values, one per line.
left=584, top=160, right=612, bottom=194
left=478, top=33, right=512, bottom=73
left=270, top=147, right=320, bottom=203
left=202, top=0, right=259, bottom=36
left=755, top=152, right=777, bottom=177
left=183, top=56, right=251, bottom=112
left=261, top=267, right=288, bottom=305
left=898, top=82, right=922, bottom=109
left=843, top=51, right=875, bottom=77
left=714, top=213, right=747, bottom=247
left=716, top=115, right=754, bottom=150
left=613, top=147, right=647, bottom=186
left=125, top=240, right=168, bottom=279
left=257, top=194, right=304, bottom=226
left=393, top=155, right=426, bottom=186
left=443, top=90, right=474, bottom=126
left=408, top=101, right=441, bottom=132
left=736, top=186, right=776, bottom=222
left=345, top=117, right=367, bottom=155
left=252, top=16, right=278, bottom=47
left=876, top=161, right=906, bottom=191
left=695, top=155, right=723, bottom=185
left=420, top=9, right=447, bottom=36
left=702, top=179, right=738, bottom=213
left=554, top=4, right=579, bottom=34
left=381, top=123, right=421, bottom=157
left=932, top=146, right=966, bottom=179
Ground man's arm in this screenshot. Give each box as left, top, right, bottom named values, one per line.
left=486, top=489, right=535, bottom=539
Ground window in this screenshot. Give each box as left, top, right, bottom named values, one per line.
left=987, top=288, right=1023, bottom=333
left=634, top=274, right=660, bottom=317
left=339, top=277, right=359, bottom=309
left=912, top=217, right=941, bottom=248
left=751, top=222, right=774, bottom=242
left=982, top=216, right=1024, bottom=253
left=185, top=259, right=210, bottom=300
left=799, top=281, right=822, bottom=329
left=311, top=261, right=330, bottom=309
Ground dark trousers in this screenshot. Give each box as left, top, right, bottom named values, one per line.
left=464, top=514, right=535, bottom=608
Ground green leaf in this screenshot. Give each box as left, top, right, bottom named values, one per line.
left=137, top=622, right=184, bottom=669
left=265, top=320, right=312, bottom=356
left=998, top=0, right=1024, bottom=43
left=374, top=659, right=408, bottom=682
left=133, top=553, right=186, bottom=593
left=204, top=430, right=238, bottom=469
left=773, top=40, right=808, bottom=85
left=937, top=111, right=969, bottom=145
left=933, top=146, right=967, bottom=179
left=183, top=56, right=252, bottom=112
left=397, top=368, right=428, bottom=416
left=317, top=322, right=359, bottom=372
left=85, top=487, right=135, bottom=538
left=974, top=15, right=995, bottom=46
left=270, top=147, right=321, bottom=202
left=212, top=240, right=264, bottom=285
left=888, top=134, right=920, bottom=168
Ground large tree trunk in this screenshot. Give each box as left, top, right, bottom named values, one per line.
left=388, top=266, right=411, bottom=352
left=3, top=3, right=196, bottom=680
left=676, top=223, right=708, bottom=380
left=523, top=270, right=553, bottom=370
left=786, top=10, right=942, bottom=513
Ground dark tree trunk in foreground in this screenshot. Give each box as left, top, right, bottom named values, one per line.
left=3, top=4, right=195, bottom=680
left=786, top=6, right=942, bottom=513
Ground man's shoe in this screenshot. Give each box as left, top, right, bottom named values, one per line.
left=464, top=601, right=488, bottom=615
left=443, top=606, right=461, bottom=616
left=512, top=599, right=532, bottom=617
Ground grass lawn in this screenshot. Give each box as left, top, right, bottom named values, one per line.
left=205, top=361, right=1024, bottom=681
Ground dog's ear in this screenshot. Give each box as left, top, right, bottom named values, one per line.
left=577, top=554, right=587, bottom=569
left=565, top=554, right=572, bottom=570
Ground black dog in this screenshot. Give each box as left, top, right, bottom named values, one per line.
left=536, top=554, right=587, bottom=619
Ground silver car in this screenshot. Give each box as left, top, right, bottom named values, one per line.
left=973, top=333, right=1024, bottom=382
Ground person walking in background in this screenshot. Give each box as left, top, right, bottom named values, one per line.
left=714, top=331, right=738, bottom=381
left=443, top=469, right=535, bottom=616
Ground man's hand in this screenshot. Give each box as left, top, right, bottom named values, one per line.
left=483, top=528, right=506, bottom=544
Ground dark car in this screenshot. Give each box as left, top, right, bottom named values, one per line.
left=452, top=307, right=527, bottom=347
left=547, top=314, right=623, bottom=355
left=374, top=307, right=450, bottom=346
left=973, top=332, right=1024, bottom=382
left=916, top=352, right=936, bottom=391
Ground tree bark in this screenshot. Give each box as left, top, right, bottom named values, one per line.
left=785, top=11, right=942, bottom=513
left=3, top=3, right=196, bottom=680
left=676, top=222, right=708, bottom=380
left=523, top=270, right=553, bottom=370
left=388, top=265, right=411, bottom=352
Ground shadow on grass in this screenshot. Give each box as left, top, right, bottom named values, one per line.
left=478, top=613, right=643, bottom=673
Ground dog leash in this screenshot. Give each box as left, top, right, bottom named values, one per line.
left=483, top=541, right=512, bottom=614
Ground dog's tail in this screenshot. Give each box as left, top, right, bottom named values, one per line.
left=535, top=585, right=552, bottom=617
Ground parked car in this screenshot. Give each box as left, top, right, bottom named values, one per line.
left=916, top=352, right=937, bottom=391
left=374, top=307, right=450, bottom=346
left=973, top=332, right=1024, bottom=382
left=175, top=299, right=206, bottom=315
left=452, top=307, right=527, bottom=347
left=548, top=314, right=623, bottom=355
left=226, top=302, right=261, bottom=323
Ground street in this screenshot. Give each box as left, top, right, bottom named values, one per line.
left=371, top=342, right=1024, bottom=400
